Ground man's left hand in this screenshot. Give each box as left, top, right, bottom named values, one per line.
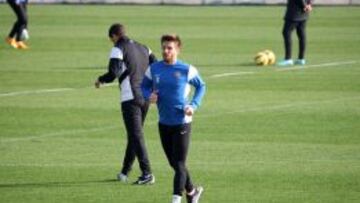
left=184, top=105, right=194, bottom=116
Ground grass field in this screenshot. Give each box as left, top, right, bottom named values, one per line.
left=1, top=4, right=360, bottom=203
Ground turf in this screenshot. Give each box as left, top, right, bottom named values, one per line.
left=0, top=4, right=360, bottom=203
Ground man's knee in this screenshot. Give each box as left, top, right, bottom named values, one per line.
left=282, top=28, right=291, bottom=38
left=17, top=18, right=27, bottom=26
left=172, top=161, right=186, bottom=173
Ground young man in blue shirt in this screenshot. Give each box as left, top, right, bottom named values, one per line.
left=142, top=34, right=206, bottom=203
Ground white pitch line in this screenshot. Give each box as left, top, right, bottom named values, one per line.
left=0, top=83, right=119, bottom=98
left=209, top=60, right=357, bottom=77
left=0, top=60, right=358, bottom=142
left=0, top=88, right=74, bottom=98
left=209, top=71, right=255, bottom=78
left=0, top=159, right=352, bottom=168
left=0, top=61, right=356, bottom=97
left=0, top=126, right=118, bottom=143
left=276, top=60, right=357, bottom=71
left=0, top=163, right=115, bottom=168
left=198, top=96, right=360, bottom=118
left=1, top=96, right=358, bottom=143
left=102, top=83, right=118, bottom=87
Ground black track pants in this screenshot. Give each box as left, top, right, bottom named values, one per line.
left=159, top=123, right=194, bottom=196
left=7, top=0, right=28, bottom=41
left=121, top=100, right=151, bottom=176
left=282, top=20, right=307, bottom=60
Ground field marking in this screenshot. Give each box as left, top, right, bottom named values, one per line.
left=0, top=159, right=355, bottom=168
left=1, top=96, right=358, bottom=143
left=208, top=60, right=357, bottom=78
left=276, top=60, right=357, bottom=72
left=209, top=71, right=255, bottom=78
left=0, top=60, right=356, bottom=97
left=0, top=83, right=118, bottom=98
left=0, top=126, right=118, bottom=143
left=198, top=96, right=360, bottom=118
left=0, top=60, right=358, bottom=142
left=102, top=83, right=118, bottom=87
left=0, top=163, right=115, bottom=168
left=0, top=88, right=74, bottom=98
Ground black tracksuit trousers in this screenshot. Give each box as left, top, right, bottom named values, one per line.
left=282, top=20, right=307, bottom=60
left=7, top=0, right=28, bottom=41
left=121, top=100, right=152, bottom=176
left=159, top=123, right=194, bottom=196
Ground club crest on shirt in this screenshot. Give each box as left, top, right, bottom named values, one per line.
left=154, top=74, right=160, bottom=84
left=174, top=71, right=182, bottom=79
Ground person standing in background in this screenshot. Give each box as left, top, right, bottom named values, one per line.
left=6, top=0, right=30, bottom=49
left=278, top=0, right=313, bottom=66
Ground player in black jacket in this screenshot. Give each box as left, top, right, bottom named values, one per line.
left=278, top=0, right=313, bottom=66
left=95, top=23, right=157, bottom=185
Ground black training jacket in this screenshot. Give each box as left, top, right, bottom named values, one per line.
left=98, top=36, right=157, bottom=106
left=284, top=0, right=312, bottom=21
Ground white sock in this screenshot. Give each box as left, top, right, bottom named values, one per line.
left=187, top=188, right=195, bottom=196
left=172, top=195, right=182, bottom=203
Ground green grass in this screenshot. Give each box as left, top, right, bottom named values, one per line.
left=1, top=4, right=360, bottom=203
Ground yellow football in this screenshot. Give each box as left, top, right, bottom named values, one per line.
left=254, top=51, right=269, bottom=66
left=263, top=50, right=276, bottom=65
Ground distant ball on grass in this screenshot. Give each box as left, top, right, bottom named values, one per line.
left=20, top=29, right=29, bottom=41
left=263, top=50, right=276, bottom=65
left=254, top=51, right=269, bottom=66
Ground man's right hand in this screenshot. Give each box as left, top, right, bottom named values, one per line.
left=304, top=4, right=312, bottom=12
left=149, top=91, right=158, bottom=103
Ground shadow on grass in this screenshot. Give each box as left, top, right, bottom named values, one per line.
left=0, top=179, right=119, bottom=188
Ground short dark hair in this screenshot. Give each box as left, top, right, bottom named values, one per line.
left=161, top=34, right=182, bottom=48
left=108, top=23, right=125, bottom=38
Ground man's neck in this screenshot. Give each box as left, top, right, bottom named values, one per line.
left=164, top=59, right=177, bottom=65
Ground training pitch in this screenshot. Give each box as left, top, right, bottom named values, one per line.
left=0, top=4, right=359, bottom=203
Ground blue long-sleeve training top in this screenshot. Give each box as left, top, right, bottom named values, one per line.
left=141, top=60, right=206, bottom=126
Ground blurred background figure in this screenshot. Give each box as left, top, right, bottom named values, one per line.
left=278, top=0, right=313, bottom=66
left=6, top=0, right=30, bottom=49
